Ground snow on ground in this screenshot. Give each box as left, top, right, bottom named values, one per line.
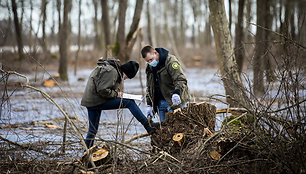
left=0, top=67, right=230, bottom=149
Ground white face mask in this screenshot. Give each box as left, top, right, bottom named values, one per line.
left=149, top=59, right=159, bottom=67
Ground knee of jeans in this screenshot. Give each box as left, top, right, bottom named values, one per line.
left=125, top=99, right=136, bottom=107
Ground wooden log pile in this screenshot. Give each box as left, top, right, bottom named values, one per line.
left=151, top=102, right=216, bottom=154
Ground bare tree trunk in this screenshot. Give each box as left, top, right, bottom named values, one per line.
left=74, top=0, right=81, bottom=76
left=41, top=0, right=50, bottom=58
left=58, top=0, right=71, bottom=81
left=180, top=0, right=185, bottom=46
left=204, top=20, right=212, bottom=46
left=164, top=0, right=180, bottom=58
left=146, top=0, right=156, bottom=46
left=209, top=0, right=250, bottom=108
left=297, top=0, right=306, bottom=74
left=234, top=0, right=245, bottom=74
left=138, top=28, right=145, bottom=96
left=190, top=0, right=199, bottom=48
left=115, top=0, right=128, bottom=62
left=115, top=0, right=144, bottom=62
left=20, top=0, right=24, bottom=34
left=173, top=0, right=179, bottom=47
left=93, top=0, right=101, bottom=50
left=101, top=0, right=111, bottom=58
left=124, top=0, right=144, bottom=60
left=29, top=0, right=33, bottom=52
left=290, top=3, right=296, bottom=41
left=253, top=0, right=265, bottom=96
left=11, top=0, right=24, bottom=60
left=245, top=0, right=252, bottom=42
left=228, top=0, right=232, bottom=33
left=57, top=0, right=61, bottom=36
left=51, top=0, right=56, bottom=46
left=264, top=0, right=275, bottom=82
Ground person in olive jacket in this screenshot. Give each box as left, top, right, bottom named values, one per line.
left=81, top=58, right=158, bottom=148
left=141, top=45, right=190, bottom=122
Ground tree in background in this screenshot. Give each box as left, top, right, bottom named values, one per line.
left=146, top=0, right=156, bottom=47
left=11, top=0, right=24, bottom=60
left=41, top=0, right=50, bottom=58
left=101, top=0, right=111, bottom=58
left=74, top=0, right=82, bottom=76
left=209, top=0, right=251, bottom=108
left=253, top=0, right=266, bottom=96
left=114, top=0, right=144, bottom=62
left=234, top=0, right=245, bottom=74
left=93, top=0, right=102, bottom=50
left=58, top=0, right=71, bottom=81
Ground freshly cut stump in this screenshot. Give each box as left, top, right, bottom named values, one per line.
left=151, top=102, right=216, bottom=154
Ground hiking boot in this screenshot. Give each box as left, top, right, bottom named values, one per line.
left=144, top=120, right=158, bottom=135
left=149, top=120, right=160, bottom=129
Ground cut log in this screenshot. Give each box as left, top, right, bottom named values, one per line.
left=151, top=102, right=216, bottom=154
left=172, top=133, right=184, bottom=146
left=92, top=148, right=109, bottom=162
left=81, top=143, right=112, bottom=168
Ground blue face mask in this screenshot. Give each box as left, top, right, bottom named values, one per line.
left=149, top=59, right=159, bottom=67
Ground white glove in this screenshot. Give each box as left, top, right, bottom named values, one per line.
left=171, top=94, right=181, bottom=106
left=146, top=105, right=154, bottom=117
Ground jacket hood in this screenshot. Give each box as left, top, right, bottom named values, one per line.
left=155, top=48, right=169, bottom=66
left=97, top=57, right=123, bottom=78
left=97, top=57, right=105, bottom=66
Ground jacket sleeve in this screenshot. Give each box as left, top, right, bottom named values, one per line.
left=167, top=58, right=188, bottom=96
left=94, top=69, right=118, bottom=98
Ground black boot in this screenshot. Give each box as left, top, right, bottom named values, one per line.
left=144, top=120, right=159, bottom=135
left=149, top=120, right=160, bottom=128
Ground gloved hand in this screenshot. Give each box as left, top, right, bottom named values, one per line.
left=171, top=94, right=181, bottom=106
left=146, top=105, right=154, bottom=117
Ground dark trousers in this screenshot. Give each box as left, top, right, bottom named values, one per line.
left=85, top=98, right=147, bottom=148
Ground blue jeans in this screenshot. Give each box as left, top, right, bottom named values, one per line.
left=85, top=98, right=147, bottom=148
left=157, top=100, right=186, bottom=121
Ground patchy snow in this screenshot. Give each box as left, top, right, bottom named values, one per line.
left=0, top=67, right=241, bottom=150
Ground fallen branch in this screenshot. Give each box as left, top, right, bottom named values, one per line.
left=0, top=69, right=98, bottom=172
left=0, top=135, right=56, bottom=157
left=199, top=112, right=248, bottom=155
left=124, top=132, right=149, bottom=144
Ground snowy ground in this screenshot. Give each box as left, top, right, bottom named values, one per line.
left=0, top=67, right=231, bottom=153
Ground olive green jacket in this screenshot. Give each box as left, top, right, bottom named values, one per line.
left=81, top=59, right=121, bottom=107
left=146, top=54, right=190, bottom=112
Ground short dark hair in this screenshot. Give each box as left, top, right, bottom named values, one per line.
left=141, top=45, right=154, bottom=58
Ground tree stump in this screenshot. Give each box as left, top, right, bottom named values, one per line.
left=81, top=143, right=112, bottom=168
left=151, top=102, right=216, bottom=154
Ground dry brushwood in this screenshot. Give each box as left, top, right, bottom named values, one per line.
left=151, top=102, right=216, bottom=154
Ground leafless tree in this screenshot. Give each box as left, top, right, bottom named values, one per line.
left=11, top=0, right=24, bottom=60
left=234, top=0, right=245, bottom=74
left=209, top=0, right=251, bottom=108
left=58, top=0, right=71, bottom=81
left=115, top=0, right=144, bottom=62
left=101, top=0, right=111, bottom=57
left=74, top=0, right=82, bottom=76
left=253, top=0, right=266, bottom=96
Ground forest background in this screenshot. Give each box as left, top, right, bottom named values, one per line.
left=0, top=0, right=305, bottom=173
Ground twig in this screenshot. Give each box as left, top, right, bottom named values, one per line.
left=199, top=112, right=248, bottom=155
left=0, top=135, right=55, bottom=157
left=247, top=22, right=306, bottom=50
left=216, top=134, right=248, bottom=164
left=1, top=69, right=98, bottom=172
left=124, top=132, right=149, bottom=144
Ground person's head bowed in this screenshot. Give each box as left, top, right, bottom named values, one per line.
left=121, top=61, right=139, bottom=79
